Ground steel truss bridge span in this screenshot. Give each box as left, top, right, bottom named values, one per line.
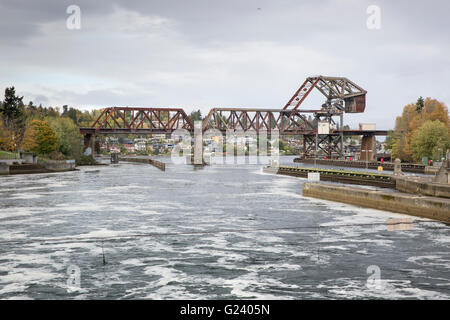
left=81, top=107, right=387, bottom=136
left=80, top=106, right=387, bottom=160
left=79, top=76, right=387, bottom=159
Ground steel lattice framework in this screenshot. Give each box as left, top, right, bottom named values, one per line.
left=202, top=108, right=318, bottom=134
left=84, top=107, right=194, bottom=134
left=83, top=107, right=321, bottom=135
left=283, top=75, right=367, bottom=113
left=80, top=76, right=385, bottom=159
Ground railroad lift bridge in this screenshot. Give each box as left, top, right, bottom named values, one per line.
left=80, top=75, right=388, bottom=161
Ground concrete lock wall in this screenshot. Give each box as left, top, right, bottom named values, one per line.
left=303, top=182, right=450, bottom=223
left=433, top=159, right=450, bottom=184
left=395, top=177, right=450, bottom=199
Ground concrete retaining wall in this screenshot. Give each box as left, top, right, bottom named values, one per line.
left=119, top=157, right=149, bottom=164
left=425, top=166, right=439, bottom=175
left=0, top=159, right=25, bottom=165
left=0, top=163, right=9, bottom=175
left=10, top=164, right=49, bottom=174
left=395, top=177, right=450, bottom=199
left=120, top=157, right=165, bottom=171
left=303, top=182, right=450, bottom=223
left=39, top=159, right=76, bottom=172
left=262, top=166, right=279, bottom=174
left=149, top=159, right=165, bottom=171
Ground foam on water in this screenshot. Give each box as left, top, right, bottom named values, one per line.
left=0, top=159, right=448, bottom=299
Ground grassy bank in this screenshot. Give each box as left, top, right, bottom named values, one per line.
left=0, top=150, right=18, bottom=159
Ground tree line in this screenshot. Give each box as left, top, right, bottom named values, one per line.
left=0, top=87, right=99, bottom=163
left=386, top=97, right=449, bottom=162
left=1, top=86, right=448, bottom=164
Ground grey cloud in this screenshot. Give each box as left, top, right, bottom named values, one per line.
left=0, top=0, right=116, bottom=41
left=32, top=94, right=49, bottom=105
left=0, top=0, right=448, bottom=130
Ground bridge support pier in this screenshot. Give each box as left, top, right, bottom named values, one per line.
left=111, top=153, right=119, bottom=164
left=193, top=121, right=204, bottom=165
left=361, top=135, right=376, bottom=161
left=83, top=133, right=95, bottom=156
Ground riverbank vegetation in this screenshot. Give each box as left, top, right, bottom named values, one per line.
left=387, top=97, right=449, bottom=162
left=2, top=86, right=447, bottom=164
left=0, top=86, right=98, bottom=164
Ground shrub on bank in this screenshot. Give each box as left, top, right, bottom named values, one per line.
left=48, top=150, right=66, bottom=160
left=76, top=155, right=97, bottom=165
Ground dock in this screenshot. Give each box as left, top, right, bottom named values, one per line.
left=293, top=158, right=437, bottom=174
left=264, top=165, right=395, bottom=188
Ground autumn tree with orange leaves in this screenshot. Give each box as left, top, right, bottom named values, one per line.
left=22, top=120, right=58, bottom=155
left=388, top=97, right=449, bottom=162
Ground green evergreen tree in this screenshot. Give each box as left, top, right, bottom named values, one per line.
left=0, top=87, right=24, bottom=129
left=189, top=109, right=203, bottom=121
left=0, top=87, right=26, bottom=151
left=415, top=96, right=424, bottom=113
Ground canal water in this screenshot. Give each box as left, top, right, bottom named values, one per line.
left=0, top=156, right=449, bottom=299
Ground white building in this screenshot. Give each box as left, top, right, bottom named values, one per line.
left=135, top=142, right=147, bottom=151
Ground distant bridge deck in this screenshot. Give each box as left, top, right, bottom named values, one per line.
left=79, top=106, right=389, bottom=159
left=79, top=107, right=390, bottom=136
left=80, top=127, right=389, bottom=136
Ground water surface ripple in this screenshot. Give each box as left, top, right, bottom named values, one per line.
left=0, top=156, right=449, bottom=299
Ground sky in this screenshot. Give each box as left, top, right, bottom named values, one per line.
left=0, top=0, right=448, bottom=130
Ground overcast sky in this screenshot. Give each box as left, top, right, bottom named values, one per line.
left=0, top=0, right=448, bottom=129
